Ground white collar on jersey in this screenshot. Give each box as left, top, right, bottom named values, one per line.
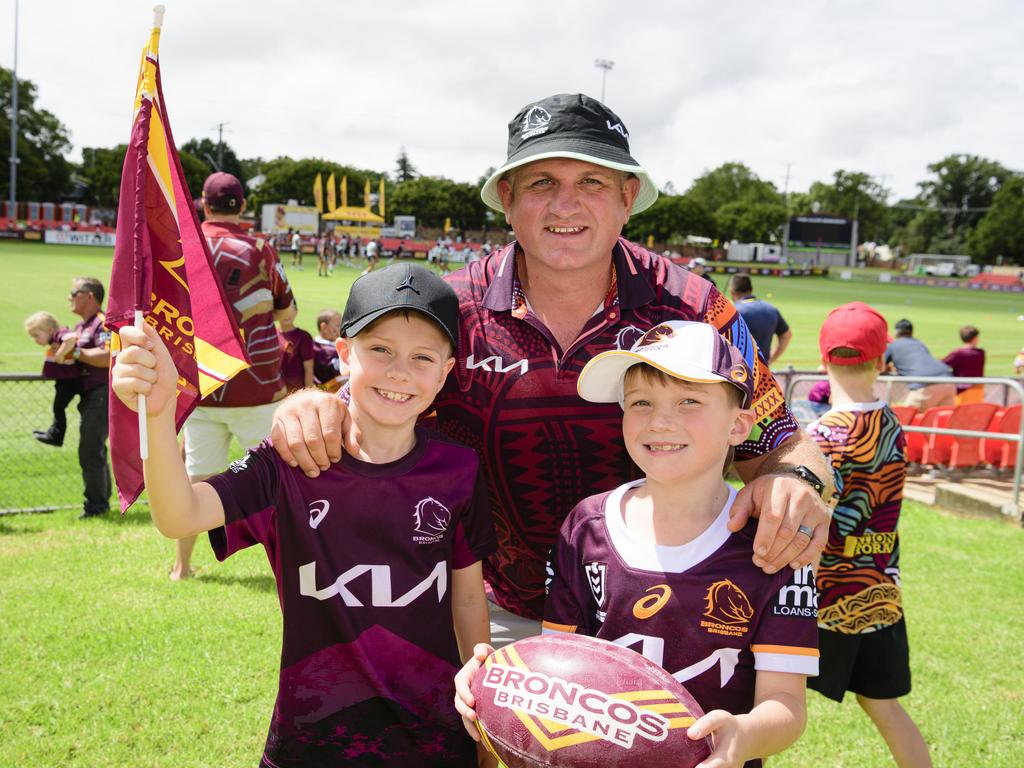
left=603, top=479, right=736, bottom=574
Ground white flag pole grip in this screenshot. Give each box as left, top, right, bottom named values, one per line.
left=152, top=5, right=165, bottom=28
left=135, top=310, right=149, bottom=460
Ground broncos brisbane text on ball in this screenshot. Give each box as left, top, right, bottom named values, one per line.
left=470, top=634, right=713, bottom=768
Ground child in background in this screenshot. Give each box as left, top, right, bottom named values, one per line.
left=112, top=264, right=495, bottom=767
left=313, top=308, right=350, bottom=392
left=456, top=321, right=819, bottom=768
left=276, top=302, right=314, bottom=393
left=24, top=311, right=81, bottom=447
left=808, top=302, right=932, bottom=767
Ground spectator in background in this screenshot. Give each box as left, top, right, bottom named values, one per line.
left=313, top=309, right=349, bottom=392
left=1014, top=347, right=1024, bottom=376
left=68, top=277, right=112, bottom=519
left=806, top=378, right=832, bottom=418
left=728, top=273, right=793, bottom=366
left=315, top=233, right=327, bottom=277
left=290, top=229, right=302, bottom=271
left=278, top=303, right=315, bottom=393
left=24, top=311, right=82, bottom=447
left=943, top=325, right=986, bottom=404
left=885, top=318, right=955, bottom=412
left=688, top=256, right=716, bottom=287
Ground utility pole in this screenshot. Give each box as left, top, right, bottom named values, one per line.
left=782, top=162, right=793, bottom=211
left=8, top=0, right=19, bottom=219
left=213, top=122, right=229, bottom=168
left=594, top=59, right=614, bottom=102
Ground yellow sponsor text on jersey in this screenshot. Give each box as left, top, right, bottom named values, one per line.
left=842, top=532, right=897, bottom=558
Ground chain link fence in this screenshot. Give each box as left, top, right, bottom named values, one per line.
left=0, top=373, right=107, bottom=514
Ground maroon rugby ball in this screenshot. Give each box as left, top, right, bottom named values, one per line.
left=470, top=633, right=712, bottom=768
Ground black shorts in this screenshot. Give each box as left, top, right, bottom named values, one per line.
left=808, top=617, right=912, bottom=703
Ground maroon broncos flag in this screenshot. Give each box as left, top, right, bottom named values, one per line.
left=106, top=16, right=249, bottom=512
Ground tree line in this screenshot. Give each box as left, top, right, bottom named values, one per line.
left=2, top=67, right=1021, bottom=262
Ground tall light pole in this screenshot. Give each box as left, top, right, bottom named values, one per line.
left=594, top=59, right=614, bottom=102
left=8, top=0, right=19, bottom=218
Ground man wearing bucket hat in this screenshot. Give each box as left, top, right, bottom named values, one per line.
left=269, top=94, right=835, bottom=637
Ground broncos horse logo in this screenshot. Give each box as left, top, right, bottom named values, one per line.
left=412, top=497, right=452, bottom=538
left=704, top=579, right=754, bottom=625
left=637, top=323, right=676, bottom=348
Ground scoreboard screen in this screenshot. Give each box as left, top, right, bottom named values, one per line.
left=788, top=215, right=852, bottom=249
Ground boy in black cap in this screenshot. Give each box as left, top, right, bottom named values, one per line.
left=111, top=263, right=495, bottom=767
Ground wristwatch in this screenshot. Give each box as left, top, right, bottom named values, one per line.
left=781, top=465, right=827, bottom=499
left=72, top=348, right=81, bottom=361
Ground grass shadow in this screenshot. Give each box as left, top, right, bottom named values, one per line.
left=198, top=572, right=277, bottom=594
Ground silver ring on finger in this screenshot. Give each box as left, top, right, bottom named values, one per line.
left=797, top=524, right=814, bottom=538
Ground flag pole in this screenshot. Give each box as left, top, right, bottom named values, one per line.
left=136, top=3, right=165, bottom=460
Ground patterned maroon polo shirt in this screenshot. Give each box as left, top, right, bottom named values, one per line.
left=433, top=239, right=799, bottom=619
left=73, top=312, right=110, bottom=392
left=200, top=220, right=294, bottom=408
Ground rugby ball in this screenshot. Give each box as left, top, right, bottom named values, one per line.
left=470, top=633, right=712, bottom=768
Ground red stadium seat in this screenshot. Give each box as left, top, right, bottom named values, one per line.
left=890, top=406, right=918, bottom=425
left=982, top=404, right=1022, bottom=469
left=925, top=403, right=999, bottom=468
left=909, top=407, right=953, bottom=465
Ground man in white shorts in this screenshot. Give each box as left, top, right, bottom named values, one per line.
left=174, top=172, right=296, bottom=580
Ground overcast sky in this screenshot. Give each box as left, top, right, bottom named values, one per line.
left=3, top=0, right=1022, bottom=201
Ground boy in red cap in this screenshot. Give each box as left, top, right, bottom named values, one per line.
left=808, top=302, right=932, bottom=767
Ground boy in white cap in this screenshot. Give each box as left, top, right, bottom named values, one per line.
left=456, top=321, right=819, bottom=768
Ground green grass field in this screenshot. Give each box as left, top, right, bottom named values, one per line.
left=4, top=242, right=1024, bottom=373
left=2, top=241, right=1023, bottom=766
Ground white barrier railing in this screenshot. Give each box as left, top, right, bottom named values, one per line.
left=782, top=373, right=1024, bottom=513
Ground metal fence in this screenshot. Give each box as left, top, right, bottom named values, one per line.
left=780, top=370, right=1024, bottom=510
left=0, top=373, right=98, bottom=514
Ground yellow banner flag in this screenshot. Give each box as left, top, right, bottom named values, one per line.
left=364, top=177, right=371, bottom=209
left=326, top=172, right=337, bottom=212
left=341, top=176, right=348, bottom=208
left=313, top=173, right=324, bottom=213
left=379, top=178, right=386, bottom=220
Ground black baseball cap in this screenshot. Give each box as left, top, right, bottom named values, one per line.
left=341, top=264, right=459, bottom=351
left=480, top=93, right=659, bottom=215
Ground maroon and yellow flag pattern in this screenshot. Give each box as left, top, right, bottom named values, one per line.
left=106, top=18, right=249, bottom=511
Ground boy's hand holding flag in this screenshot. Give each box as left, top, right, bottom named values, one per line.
left=105, top=6, right=249, bottom=512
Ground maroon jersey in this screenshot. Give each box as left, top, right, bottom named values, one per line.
left=205, top=428, right=496, bottom=767
left=434, top=240, right=799, bottom=619
left=73, top=312, right=110, bottom=391
left=278, top=326, right=314, bottom=392
left=201, top=220, right=294, bottom=407
left=544, top=482, right=818, bottom=768
left=942, top=346, right=985, bottom=391
left=313, top=336, right=346, bottom=389
left=42, top=326, right=82, bottom=381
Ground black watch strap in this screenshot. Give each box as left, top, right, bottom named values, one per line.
left=782, top=465, right=826, bottom=498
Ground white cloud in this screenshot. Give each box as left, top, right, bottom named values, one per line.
left=1, top=0, right=1021, bottom=200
